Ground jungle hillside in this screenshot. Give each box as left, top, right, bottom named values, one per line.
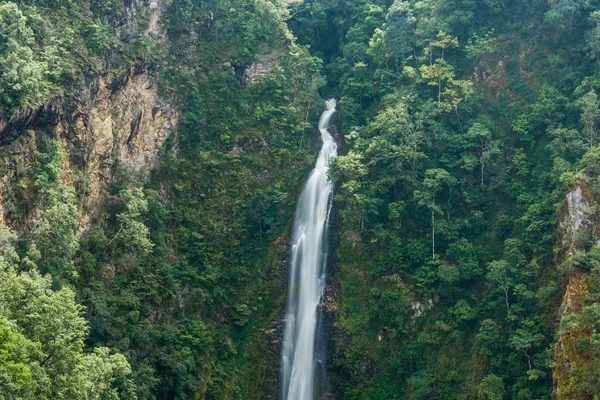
left=1, top=0, right=600, bottom=399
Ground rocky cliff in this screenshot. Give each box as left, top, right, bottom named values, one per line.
left=0, top=67, right=178, bottom=230
left=554, top=178, right=600, bottom=398
left=0, top=0, right=178, bottom=230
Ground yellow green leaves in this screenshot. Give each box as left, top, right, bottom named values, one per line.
left=0, top=319, right=37, bottom=399
left=331, top=151, right=367, bottom=183
left=403, top=65, right=417, bottom=78
left=465, top=29, right=495, bottom=64
left=400, top=31, right=475, bottom=112
left=428, top=30, right=458, bottom=52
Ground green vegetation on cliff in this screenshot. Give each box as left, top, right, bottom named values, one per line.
left=5, top=0, right=600, bottom=399
left=2, top=0, right=325, bottom=398
left=288, top=0, right=600, bottom=398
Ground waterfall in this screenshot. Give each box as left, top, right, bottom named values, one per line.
left=281, top=99, right=337, bottom=400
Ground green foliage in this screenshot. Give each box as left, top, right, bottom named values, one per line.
left=0, top=319, right=37, bottom=399
left=6, top=0, right=600, bottom=398
left=478, top=374, right=505, bottom=400
left=32, top=188, right=79, bottom=280
left=465, top=30, right=495, bottom=65
left=579, top=89, right=600, bottom=148
left=53, top=1, right=328, bottom=398
left=0, top=2, right=52, bottom=113
left=0, top=226, right=131, bottom=399
left=383, top=0, right=415, bottom=63
left=27, top=135, right=79, bottom=281
left=545, top=0, right=589, bottom=29
left=111, top=187, right=153, bottom=259
left=587, top=11, right=600, bottom=59
left=290, top=0, right=600, bottom=397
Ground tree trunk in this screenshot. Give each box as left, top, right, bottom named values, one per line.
left=431, top=195, right=435, bottom=260
left=481, top=161, right=485, bottom=185
left=438, top=76, right=442, bottom=106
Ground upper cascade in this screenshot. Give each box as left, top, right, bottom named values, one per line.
left=281, top=99, right=338, bottom=400
left=320, top=99, right=337, bottom=142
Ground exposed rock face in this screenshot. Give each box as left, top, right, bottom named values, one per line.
left=318, top=192, right=345, bottom=400
left=243, top=41, right=290, bottom=86
left=115, top=0, right=167, bottom=39
left=554, top=268, right=590, bottom=397
left=554, top=181, right=597, bottom=396
left=0, top=0, right=177, bottom=231
left=317, top=277, right=343, bottom=400
left=563, top=187, right=590, bottom=240
left=559, top=184, right=598, bottom=245
left=411, top=299, right=434, bottom=318
left=260, top=312, right=286, bottom=400
left=71, top=67, right=179, bottom=228
left=0, top=66, right=179, bottom=231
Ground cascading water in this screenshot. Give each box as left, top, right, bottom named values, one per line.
left=281, top=99, right=338, bottom=400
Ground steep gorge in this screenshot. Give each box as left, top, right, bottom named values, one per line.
left=5, top=0, right=600, bottom=399
left=0, top=0, right=326, bottom=398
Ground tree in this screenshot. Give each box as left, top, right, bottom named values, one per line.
left=110, top=187, right=153, bottom=259
left=579, top=90, right=600, bottom=149
left=0, top=2, right=52, bottom=113
left=509, top=324, right=544, bottom=370
left=477, top=319, right=500, bottom=357
left=0, top=225, right=132, bottom=399
left=477, top=374, right=505, bottom=400
left=462, top=122, right=501, bottom=185
left=547, top=126, right=586, bottom=163
left=77, top=348, right=131, bottom=400
left=0, top=228, right=19, bottom=271
left=329, top=151, right=372, bottom=230
left=414, top=169, right=457, bottom=259
left=586, top=11, right=600, bottom=60
left=512, top=86, right=567, bottom=146
left=0, top=319, right=37, bottom=399
left=33, top=188, right=79, bottom=280
left=486, top=260, right=513, bottom=314
left=419, top=31, right=473, bottom=112
left=420, top=32, right=457, bottom=107
left=545, top=0, right=588, bottom=29
left=465, top=30, right=495, bottom=66
left=383, top=0, right=415, bottom=67
left=407, top=370, right=435, bottom=399
left=368, top=102, right=426, bottom=170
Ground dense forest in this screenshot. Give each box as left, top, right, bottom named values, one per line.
left=2, top=0, right=600, bottom=399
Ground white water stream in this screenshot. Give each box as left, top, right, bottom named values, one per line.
left=281, top=99, right=337, bottom=400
